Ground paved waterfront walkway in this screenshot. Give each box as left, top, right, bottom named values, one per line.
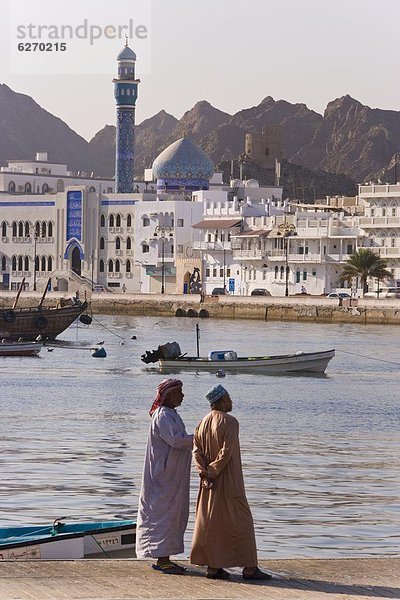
left=0, top=558, right=398, bottom=600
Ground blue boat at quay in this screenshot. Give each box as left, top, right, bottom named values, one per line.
left=0, top=518, right=136, bottom=560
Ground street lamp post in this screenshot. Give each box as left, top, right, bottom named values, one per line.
left=277, top=222, right=297, bottom=297
left=29, top=225, right=39, bottom=291
left=154, top=225, right=173, bottom=294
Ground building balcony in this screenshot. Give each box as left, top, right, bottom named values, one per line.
left=358, top=217, right=400, bottom=227
left=375, top=247, right=400, bottom=258
left=108, top=272, right=122, bottom=278
left=324, top=253, right=351, bottom=263
left=232, top=249, right=265, bottom=260
left=193, top=241, right=232, bottom=251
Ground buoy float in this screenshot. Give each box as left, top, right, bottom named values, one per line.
left=92, top=347, right=107, bottom=358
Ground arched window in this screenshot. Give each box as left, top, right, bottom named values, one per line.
left=100, top=214, right=106, bottom=228
left=41, top=256, right=46, bottom=272
left=89, top=186, right=96, bottom=192
left=126, top=259, right=131, bottom=273
left=25, top=182, right=32, bottom=193
left=35, top=221, right=40, bottom=237
left=12, top=256, right=17, bottom=271
left=100, top=237, right=105, bottom=250
left=18, top=256, right=23, bottom=271
left=1, top=256, right=6, bottom=271
left=35, top=256, right=39, bottom=272
left=115, top=236, right=121, bottom=250
left=42, top=222, right=47, bottom=237
left=12, top=222, right=17, bottom=237
left=8, top=181, right=16, bottom=192
left=24, top=256, right=29, bottom=271
left=108, top=259, right=114, bottom=273
left=25, top=222, right=30, bottom=237
left=127, top=214, right=132, bottom=227
left=2, top=222, right=7, bottom=237
left=42, top=183, right=49, bottom=193
left=48, top=256, right=53, bottom=271
left=126, top=237, right=132, bottom=250
left=109, top=214, right=115, bottom=228
left=48, top=222, right=53, bottom=237
left=274, top=266, right=278, bottom=279
left=116, top=214, right=121, bottom=227
left=18, top=221, right=24, bottom=237
left=280, top=266, right=284, bottom=280
left=115, top=259, right=120, bottom=273
left=99, top=259, right=104, bottom=273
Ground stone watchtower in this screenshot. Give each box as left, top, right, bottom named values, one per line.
left=113, top=40, right=140, bottom=193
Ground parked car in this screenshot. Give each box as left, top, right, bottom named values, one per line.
left=251, top=288, right=271, bottom=296
left=211, top=287, right=226, bottom=296
left=327, top=292, right=351, bottom=299
left=93, top=285, right=106, bottom=292
left=364, top=287, right=400, bottom=299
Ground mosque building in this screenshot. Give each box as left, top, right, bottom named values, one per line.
left=0, top=43, right=374, bottom=297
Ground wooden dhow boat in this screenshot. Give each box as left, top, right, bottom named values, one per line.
left=0, top=278, right=92, bottom=341
left=0, top=518, right=136, bottom=560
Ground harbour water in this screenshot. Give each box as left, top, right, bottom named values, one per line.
left=0, top=315, right=399, bottom=559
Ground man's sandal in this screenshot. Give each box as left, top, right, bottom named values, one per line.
left=206, top=568, right=230, bottom=580
left=242, top=567, right=272, bottom=580
left=152, top=563, right=185, bottom=575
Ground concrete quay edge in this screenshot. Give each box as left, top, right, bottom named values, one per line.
left=0, top=558, right=398, bottom=599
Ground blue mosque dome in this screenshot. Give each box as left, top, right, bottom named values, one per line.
left=117, top=45, right=137, bottom=61
left=152, top=138, right=214, bottom=192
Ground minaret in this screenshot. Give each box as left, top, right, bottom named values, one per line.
left=113, top=39, right=140, bottom=193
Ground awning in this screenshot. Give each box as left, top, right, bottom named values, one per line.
left=192, top=219, right=242, bottom=229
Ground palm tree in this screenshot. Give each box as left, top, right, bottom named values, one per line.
left=339, top=248, right=392, bottom=294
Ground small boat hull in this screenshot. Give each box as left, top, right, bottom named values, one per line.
left=0, top=341, right=42, bottom=357
left=0, top=520, right=136, bottom=560
left=159, top=349, right=335, bottom=374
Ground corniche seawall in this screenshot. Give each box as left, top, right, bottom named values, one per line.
left=1, top=292, right=398, bottom=326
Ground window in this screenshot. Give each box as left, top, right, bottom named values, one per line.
left=296, top=270, right=301, bottom=283
left=280, top=266, right=284, bottom=280
left=12, top=256, right=17, bottom=270
left=41, top=256, right=46, bottom=272
left=42, top=184, right=49, bottom=193
left=127, top=214, right=132, bottom=227
left=208, top=233, right=212, bottom=242
left=8, top=181, right=16, bottom=192
left=391, top=238, right=395, bottom=248
left=107, top=187, right=113, bottom=193
left=142, top=244, right=149, bottom=253
left=1, top=222, right=6, bottom=237
left=262, top=270, right=267, bottom=280
left=116, top=214, right=121, bottom=227
left=24, top=256, right=29, bottom=271
left=392, top=208, right=397, bottom=217
left=126, top=259, right=131, bottom=273
left=115, top=236, right=121, bottom=250
left=347, top=244, right=353, bottom=254
left=115, top=259, right=120, bottom=273
left=206, top=268, right=210, bottom=278
left=99, top=259, right=104, bottom=273
left=274, top=266, right=278, bottom=279
left=48, top=222, right=53, bottom=237
left=109, top=214, right=115, bottom=228
left=42, top=222, right=47, bottom=238
left=35, top=256, right=39, bottom=272
left=18, top=256, right=23, bottom=271
left=1, top=256, right=6, bottom=271
left=108, top=259, right=114, bottom=272
left=213, top=268, right=217, bottom=277
left=220, top=268, right=224, bottom=277
left=18, top=222, right=24, bottom=237
left=227, top=268, right=231, bottom=277
left=100, top=214, right=106, bottom=228
left=177, top=244, right=183, bottom=254
left=143, top=217, right=150, bottom=227
left=100, top=237, right=105, bottom=250
left=12, top=222, right=17, bottom=237
left=25, top=182, right=32, bottom=193
left=227, top=232, right=231, bottom=241
left=303, top=270, right=307, bottom=281
left=48, top=256, right=53, bottom=271
left=177, top=218, right=184, bottom=227
left=382, top=208, right=386, bottom=217
left=126, top=237, right=132, bottom=250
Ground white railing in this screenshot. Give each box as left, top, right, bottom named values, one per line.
left=193, top=241, right=232, bottom=251
left=359, top=217, right=400, bottom=226
left=232, top=249, right=264, bottom=258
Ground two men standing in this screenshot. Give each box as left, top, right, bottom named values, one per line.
left=136, top=380, right=270, bottom=580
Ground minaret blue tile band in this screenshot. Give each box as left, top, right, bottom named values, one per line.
left=114, top=43, right=139, bottom=194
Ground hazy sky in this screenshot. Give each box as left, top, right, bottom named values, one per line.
left=0, top=0, right=399, bottom=141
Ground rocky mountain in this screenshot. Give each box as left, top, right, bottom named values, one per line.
left=1, top=83, right=399, bottom=192
left=0, top=84, right=94, bottom=173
